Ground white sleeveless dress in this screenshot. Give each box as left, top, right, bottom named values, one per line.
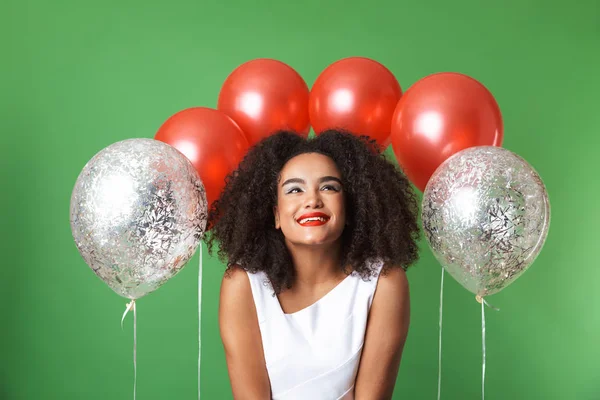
left=245, top=259, right=384, bottom=400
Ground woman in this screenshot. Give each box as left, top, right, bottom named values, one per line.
left=206, top=130, right=420, bottom=399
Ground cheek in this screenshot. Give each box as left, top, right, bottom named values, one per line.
left=333, top=197, right=346, bottom=220
left=277, top=198, right=299, bottom=220
left=337, top=211, right=346, bottom=228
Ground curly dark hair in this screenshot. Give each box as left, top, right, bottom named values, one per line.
left=205, top=129, right=420, bottom=294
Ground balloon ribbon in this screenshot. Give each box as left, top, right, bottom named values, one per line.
left=198, top=244, right=203, bottom=400
left=437, top=268, right=444, bottom=400
left=476, top=295, right=499, bottom=400
left=121, top=300, right=137, bottom=400
left=437, top=275, right=501, bottom=400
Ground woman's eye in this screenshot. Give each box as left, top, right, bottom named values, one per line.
left=286, top=187, right=302, bottom=194
left=321, top=185, right=340, bottom=192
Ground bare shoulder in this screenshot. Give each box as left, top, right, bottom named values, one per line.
left=219, top=266, right=256, bottom=331
left=220, top=264, right=257, bottom=325
left=222, top=264, right=250, bottom=286
left=218, top=266, right=271, bottom=398
left=376, top=264, right=410, bottom=300
left=220, top=265, right=252, bottom=301
left=354, top=264, right=410, bottom=399
left=370, top=263, right=410, bottom=338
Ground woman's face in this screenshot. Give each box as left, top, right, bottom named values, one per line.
left=274, top=152, right=346, bottom=247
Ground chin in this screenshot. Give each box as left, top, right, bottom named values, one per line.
left=288, top=235, right=341, bottom=247
left=301, top=239, right=331, bottom=246
left=281, top=226, right=344, bottom=248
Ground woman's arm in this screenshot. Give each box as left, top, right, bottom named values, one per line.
left=219, top=267, right=271, bottom=400
left=354, top=266, right=411, bottom=400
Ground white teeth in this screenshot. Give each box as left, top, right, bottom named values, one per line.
left=298, top=217, right=328, bottom=224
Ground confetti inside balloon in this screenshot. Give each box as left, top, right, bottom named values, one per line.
left=70, top=138, right=208, bottom=300
left=422, top=146, right=550, bottom=297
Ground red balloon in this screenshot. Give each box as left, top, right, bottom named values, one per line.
left=309, top=57, right=402, bottom=148
left=391, top=72, right=503, bottom=192
left=155, top=107, right=250, bottom=208
left=217, top=59, right=310, bottom=145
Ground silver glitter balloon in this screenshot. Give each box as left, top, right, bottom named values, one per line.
left=422, top=146, right=550, bottom=297
left=70, top=138, right=207, bottom=300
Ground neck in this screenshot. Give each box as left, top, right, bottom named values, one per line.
left=285, top=240, right=345, bottom=288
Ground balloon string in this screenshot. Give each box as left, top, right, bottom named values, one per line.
left=437, top=268, right=444, bottom=400
left=121, top=300, right=137, bottom=400
left=481, top=300, right=486, bottom=400
left=476, top=296, right=498, bottom=400
left=476, top=295, right=500, bottom=311
left=134, top=301, right=137, bottom=400
left=198, top=244, right=203, bottom=400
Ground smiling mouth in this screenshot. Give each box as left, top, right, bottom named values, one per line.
left=297, top=216, right=330, bottom=226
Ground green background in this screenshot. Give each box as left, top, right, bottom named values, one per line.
left=2, top=0, right=598, bottom=399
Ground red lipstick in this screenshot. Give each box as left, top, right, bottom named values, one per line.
left=296, top=212, right=330, bottom=226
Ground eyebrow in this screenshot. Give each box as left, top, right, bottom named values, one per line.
left=281, top=176, right=342, bottom=186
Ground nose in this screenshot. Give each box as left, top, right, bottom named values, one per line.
left=305, top=188, right=323, bottom=208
